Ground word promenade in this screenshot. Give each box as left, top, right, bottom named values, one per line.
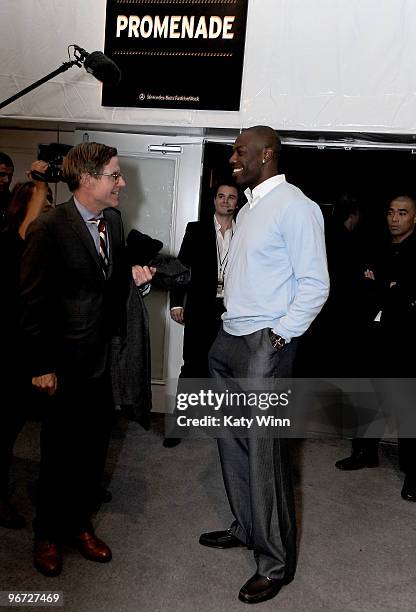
left=116, top=14, right=236, bottom=40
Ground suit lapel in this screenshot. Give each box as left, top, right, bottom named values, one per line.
left=64, top=198, right=104, bottom=279
left=206, top=219, right=218, bottom=279
left=103, top=208, right=116, bottom=279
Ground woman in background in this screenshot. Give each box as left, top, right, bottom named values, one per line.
left=0, top=160, right=52, bottom=529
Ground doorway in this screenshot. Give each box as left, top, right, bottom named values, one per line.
left=75, top=130, right=204, bottom=410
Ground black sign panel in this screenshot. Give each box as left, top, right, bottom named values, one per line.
left=102, top=1, right=249, bottom=111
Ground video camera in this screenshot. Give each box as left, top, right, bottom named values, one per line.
left=31, top=143, right=73, bottom=183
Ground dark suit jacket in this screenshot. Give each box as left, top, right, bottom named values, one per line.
left=362, top=232, right=416, bottom=329
left=20, top=197, right=129, bottom=380
left=170, top=220, right=218, bottom=325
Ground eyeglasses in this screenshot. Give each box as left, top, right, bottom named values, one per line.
left=92, top=172, right=124, bottom=183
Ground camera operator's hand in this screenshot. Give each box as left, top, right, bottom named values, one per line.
left=18, top=161, right=52, bottom=239
left=27, top=160, right=49, bottom=186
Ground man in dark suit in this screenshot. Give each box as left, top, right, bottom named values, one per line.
left=20, top=142, right=154, bottom=577
left=164, top=183, right=238, bottom=448
left=163, top=181, right=239, bottom=448
left=335, top=195, right=416, bottom=501
left=170, top=182, right=239, bottom=379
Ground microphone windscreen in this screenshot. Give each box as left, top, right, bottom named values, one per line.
left=84, top=51, right=121, bottom=86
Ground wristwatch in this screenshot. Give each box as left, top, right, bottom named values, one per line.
left=269, top=329, right=287, bottom=350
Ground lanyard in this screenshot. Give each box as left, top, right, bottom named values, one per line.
left=216, top=226, right=234, bottom=281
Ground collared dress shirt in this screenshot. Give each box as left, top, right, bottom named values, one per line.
left=223, top=175, right=329, bottom=341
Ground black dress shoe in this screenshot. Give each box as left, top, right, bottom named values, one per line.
left=401, top=477, right=416, bottom=502
left=199, top=529, right=246, bottom=549
left=0, top=498, right=26, bottom=530
left=163, top=437, right=181, bottom=448
left=335, top=450, right=379, bottom=471
left=238, top=573, right=286, bottom=604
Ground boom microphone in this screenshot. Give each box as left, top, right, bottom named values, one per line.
left=74, top=46, right=121, bottom=86
left=0, top=45, right=122, bottom=111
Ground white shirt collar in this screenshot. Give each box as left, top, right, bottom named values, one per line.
left=214, top=214, right=235, bottom=233
left=244, top=174, right=286, bottom=209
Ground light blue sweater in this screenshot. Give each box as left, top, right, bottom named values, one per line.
left=222, top=180, right=329, bottom=341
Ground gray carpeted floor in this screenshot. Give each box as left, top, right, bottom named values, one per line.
left=1, top=415, right=415, bottom=612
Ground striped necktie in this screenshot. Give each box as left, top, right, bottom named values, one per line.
left=90, top=217, right=109, bottom=276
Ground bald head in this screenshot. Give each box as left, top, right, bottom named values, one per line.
left=230, top=126, right=282, bottom=189
left=387, top=195, right=416, bottom=243
left=242, top=126, right=282, bottom=158
left=390, top=195, right=416, bottom=211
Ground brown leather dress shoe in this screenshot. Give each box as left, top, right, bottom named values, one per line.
left=34, top=540, right=62, bottom=577
left=238, top=573, right=286, bottom=604
left=76, top=531, right=112, bottom=563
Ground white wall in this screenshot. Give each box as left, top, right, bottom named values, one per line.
left=1, top=0, right=416, bottom=133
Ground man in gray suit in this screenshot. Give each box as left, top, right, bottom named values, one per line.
left=21, top=142, right=153, bottom=577
left=199, top=126, right=329, bottom=604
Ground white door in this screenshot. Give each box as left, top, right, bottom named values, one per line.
left=75, top=130, right=204, bottom=411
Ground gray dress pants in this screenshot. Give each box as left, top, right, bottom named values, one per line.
left=209, top=326, right=297, bottom=581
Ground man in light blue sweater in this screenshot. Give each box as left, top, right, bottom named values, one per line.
left=199, top=126, right=329, bottom=604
